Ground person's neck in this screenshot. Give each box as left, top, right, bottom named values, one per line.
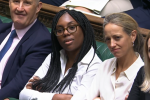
left=64, top=49, right=80, bottom=73
left=116, top=50, right=138, bottom=79
left=66, top=49, right=80, bottom=63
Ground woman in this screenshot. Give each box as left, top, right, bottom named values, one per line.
left=127, top=32, right=150, bottom=100
left=86, top=13, right=144, bottom=100
left=19, top=9, right=102, bottom=100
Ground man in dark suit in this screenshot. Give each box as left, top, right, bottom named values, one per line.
left=130, top=0, right=142, bottom=8
left=125, top=0, right=150, bottom=29
left=0, top=0, right=52, bottom=99
left=40, top=0, right=67, bottom=6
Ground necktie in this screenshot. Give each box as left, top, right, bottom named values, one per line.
left=0, top=30, right=17, bottom=61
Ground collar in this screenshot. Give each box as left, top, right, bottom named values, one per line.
left=110, top=52, right=144, bottom=81
left=59, top=47, right=95, bottom=74
left=111, top=58, right=117, bottom=74
left=124, top=52, right=144, bottom=81
left=80, top=47, right=95, bottom=64
left=11, top=19, right=37, bottom=40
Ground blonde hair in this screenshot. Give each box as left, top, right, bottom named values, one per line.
left=141, top=32, right=150, bottom=92
left=103, top=13, right=144, bottom=58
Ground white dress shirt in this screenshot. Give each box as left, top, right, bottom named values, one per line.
left=0, top=19, right=36, bottom=89
left=86, top=53, right=144, bottom=100
left=19, top=47, right=102, bottom=100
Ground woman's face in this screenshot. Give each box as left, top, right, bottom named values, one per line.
left=147, top=38, right=150, bottom=59
left=104, top=23, right=135, bottom=58
left=56, top=12, right=84, bottom=53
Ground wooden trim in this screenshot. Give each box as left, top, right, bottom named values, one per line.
left=0, top=0, right=104, bottom=41
left=0, top=0, right=149, bottom=41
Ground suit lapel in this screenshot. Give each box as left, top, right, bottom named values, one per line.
left=1, top=20, right=41, bottom=86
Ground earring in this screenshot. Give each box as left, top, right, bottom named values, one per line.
left=132, top=42, right=134, bottom=46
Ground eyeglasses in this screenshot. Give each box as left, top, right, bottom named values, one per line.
left=54, top=25, right=79, bottom=36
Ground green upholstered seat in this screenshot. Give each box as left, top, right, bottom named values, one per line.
left=0, top=15, right=12, bottom=23
left=96, top=41, right=114, bottom=61
left=0, top=15, right=52, bottom=33
left=8, top=98, right=18, bottom=100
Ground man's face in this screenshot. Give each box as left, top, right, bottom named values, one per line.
left=9, top=0, right=42, bottom=29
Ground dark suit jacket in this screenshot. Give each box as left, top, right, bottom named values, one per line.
left=0, top=20, right=52, bottom=100
left=40, top=0, right=67, bottom=6
left=130, top=0, right=142, bottom=8
left=0, top=19, right=2, bottom=23
left=128, top=67, right=150, bottom=100
left=125, top=0, right=150, bottom=29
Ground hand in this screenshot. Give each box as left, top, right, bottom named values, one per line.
left=26, top=76, right=40, bottom=89
left=125, top=95, right=128, bottom=100
left=93, top=97, right=101, bottom=100
left=52, top=94, right=73, bottom=100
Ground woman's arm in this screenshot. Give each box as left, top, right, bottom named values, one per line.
left=19, top=54, right=57, bottom=100
left=93, top=97, right=101, bottom=100
left=85, top=64, right=103, bottom=100
left=71, top=59, right=102, bottom=100
left=52, top=94, right=72, bottom=100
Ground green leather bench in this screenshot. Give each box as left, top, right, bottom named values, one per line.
left=0, top=15, right=12, bottom=23
left=0, top=15, right=113, bottom=100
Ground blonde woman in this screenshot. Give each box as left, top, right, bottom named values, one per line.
left=127, top=32, right=150, bottom=100
left=86, top=13, right=144, bottom=100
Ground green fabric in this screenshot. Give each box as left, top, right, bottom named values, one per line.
left=0, top=15, right=12, bottom=23
left=96, top=41, right=114, bottom=61
left=47, top=27, right=51, bottom=33
left=8, top=98, right=18, bottom=100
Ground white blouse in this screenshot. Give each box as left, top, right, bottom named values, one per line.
left=19, top=47, right=102, bottom=100
left=86, top=53, right=144, bottom=100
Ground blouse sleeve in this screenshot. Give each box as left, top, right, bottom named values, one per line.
left=19, top=54, right=56, bottom=100
left=127, top=67, right=144, bottom=100
left=84, top=62, right=104, bottom=100
left=71, top=57, right=102, bottom=100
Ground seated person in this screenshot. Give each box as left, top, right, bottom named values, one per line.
left=125, top=0, right=150, bottom=29
left=86, top=13, right=144, bottom=100
left=40, top=0, right=67, bottom=6
left=19, top=9, right=102, bottom=100
left=127, top=32, right=150, bottom=100
left=130, top=0, right=142, bottom=8
left=0, top=0, right=52, bottom=99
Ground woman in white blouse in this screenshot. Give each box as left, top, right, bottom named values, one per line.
left=86, top=13, right=144, bottom=100
left=19, top=9, right=102, bottom=100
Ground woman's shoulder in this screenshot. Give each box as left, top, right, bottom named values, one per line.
left=136, top=67, right=144, bottom=83
left=102, top=57, right=116, bottom=65
left=98, top=57, right=116, bottom=71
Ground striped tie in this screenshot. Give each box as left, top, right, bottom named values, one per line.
left=0, top=30, right=17, bottom=61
